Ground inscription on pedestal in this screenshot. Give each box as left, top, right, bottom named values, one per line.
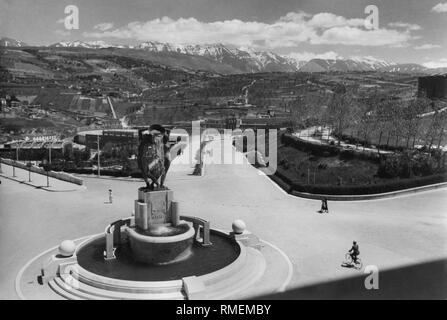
left=135, top=188, right=174, bottom=230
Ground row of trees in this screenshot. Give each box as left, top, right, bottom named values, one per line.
left=378, top=149, right=446, bottom=179
left=290, top=83, right=446, bottom=151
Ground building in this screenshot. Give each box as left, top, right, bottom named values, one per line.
left=0, top=140, right=71, bottom=161
left=81, top=129, right=139, bottom=149
left=418, top=74, right=447, bottom=99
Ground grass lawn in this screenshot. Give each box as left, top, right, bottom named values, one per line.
left=277, top=145, right=390, bottom=186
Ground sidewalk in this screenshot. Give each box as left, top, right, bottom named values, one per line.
left=0, top=164, right=84, bottom=192
left=294, top=126, right=393, bottom=154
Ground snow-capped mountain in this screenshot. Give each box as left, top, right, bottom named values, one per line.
left=380, top=63, right=429, bottom=73
left=0, top=37, right=29, bottom=47
left=350, top=56, right=395, bottom=69
left=136, top=41, right=404, bottom=73
left=293, top=56, right=397, bottom=73
left=50, top=40, right=115, bottom=49
left=3, top=36, right=441, bottom=74
left=138, top=41, right=232, bottom=57
left=137, top=41, right=297, bottom=72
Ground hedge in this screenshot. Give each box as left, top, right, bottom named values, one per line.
left=271, top=169, right=447, bottom=195
left=61, top=167, right=143, bottom=178
left=281, top=133, right=339, bottom=157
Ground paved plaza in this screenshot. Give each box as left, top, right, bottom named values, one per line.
left=1, top=140, right=446, bottom=299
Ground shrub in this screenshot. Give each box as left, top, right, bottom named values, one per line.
left=339, top=149, right=355, bottom=160
left=288, top=173, right=447, bottom=195
left=280, top=134, right=339, bottom=157
left=378, top=151, right=443, bottom=179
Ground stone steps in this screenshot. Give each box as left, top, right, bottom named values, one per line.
left=64, top=273, right=185, bottom=300
left=48, top=263, right=186, bottom=300
left=50, top=278, right=103, bottom=300
left=203, top=247, right=266, bottom=299
left=68, top=265, right=183, bottom=295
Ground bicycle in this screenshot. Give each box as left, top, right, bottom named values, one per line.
left=344, top=252, right=363, bottom=270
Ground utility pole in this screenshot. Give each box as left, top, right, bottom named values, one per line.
left=49, top=140, right=52, bottom=164
left=97, top=134, right=101, bottom=177
left=13, top=144, right=18, bottom=177
left=43, top=159, right=50, bottom=188
left=27, top=162, right=32, bottom=182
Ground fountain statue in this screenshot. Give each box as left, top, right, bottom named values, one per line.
left=116, top=124, right=196, bottom=264
left=137, top=124, right=171, bottom=190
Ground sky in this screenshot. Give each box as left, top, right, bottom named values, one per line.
left=0, top=0, right=446, bottom=67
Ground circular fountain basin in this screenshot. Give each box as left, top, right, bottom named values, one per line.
left=76, top=230, right=241, bottom=281
left=124, top=221, right=195, bottom=265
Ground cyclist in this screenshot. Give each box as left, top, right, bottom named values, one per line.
left=349, top=241, right=360, bottom=264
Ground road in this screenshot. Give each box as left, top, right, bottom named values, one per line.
left=0, top=139, right=446, bottom=299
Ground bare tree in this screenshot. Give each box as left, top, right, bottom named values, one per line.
left=402, top=98, right=425, bottom=149
left=426, top=107, right=447, bottom=150
left=325, top=84, right=359, bottom=145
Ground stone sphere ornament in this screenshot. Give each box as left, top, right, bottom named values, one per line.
left=232, top=219, right=246, bottom=234
left=58, top=240, right=76, bottom=257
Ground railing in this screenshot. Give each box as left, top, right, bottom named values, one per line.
left=180, top=216, right=212, bottom=246
left=0, top=158, right=84, bottom=185
left=104, top=217, right=133, bottom=260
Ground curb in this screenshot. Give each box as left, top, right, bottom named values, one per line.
left=74, top=174, right=144, bottom=182
left=261, top=171, right=447, bottom=201
left=290, top=182, right=447, bottom=201
left=0, top=173, right=84, bottom=192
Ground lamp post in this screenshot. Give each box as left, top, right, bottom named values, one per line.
left=26, top=162, right=32, bottom=182
left=13, top=144, right=19, bottom=177
left=43, top=159, right=51, bottom=188
left=49, top=140, right=52, bottom=164
left=97, top=134, right=101, bottom=177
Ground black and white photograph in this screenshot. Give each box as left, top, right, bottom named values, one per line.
left=0, top=0, right=446, bottom=304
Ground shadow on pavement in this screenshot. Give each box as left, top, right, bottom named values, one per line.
left=255, top=258, right=447, bottom=300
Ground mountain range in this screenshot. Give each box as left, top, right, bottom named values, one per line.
left=1, top=37, right=445, bottom=74
left=0, top=37, right=29, bottom=47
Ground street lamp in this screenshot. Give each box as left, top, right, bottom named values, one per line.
left=42, top=159, right=51, bottom=188
left=13, top=144, right=19, bottom=177
left=26, top=161, right=32, bottom=182
left=48, top=140, right=52, bottom=164
left=97, top=133, right=101, bottom=177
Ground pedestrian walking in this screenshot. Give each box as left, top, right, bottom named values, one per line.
left=320, top=198, right=329, bottom=213
left=108, top=189, right=113, bottom=204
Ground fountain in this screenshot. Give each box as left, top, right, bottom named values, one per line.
left=18, top=125, right=291, bottom=300
left=124, top=188, right=195, bottom=265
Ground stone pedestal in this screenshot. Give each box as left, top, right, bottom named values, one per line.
left=126, top=187, right=195, bottom=265
left=135, top=188, right=174, bottom=229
